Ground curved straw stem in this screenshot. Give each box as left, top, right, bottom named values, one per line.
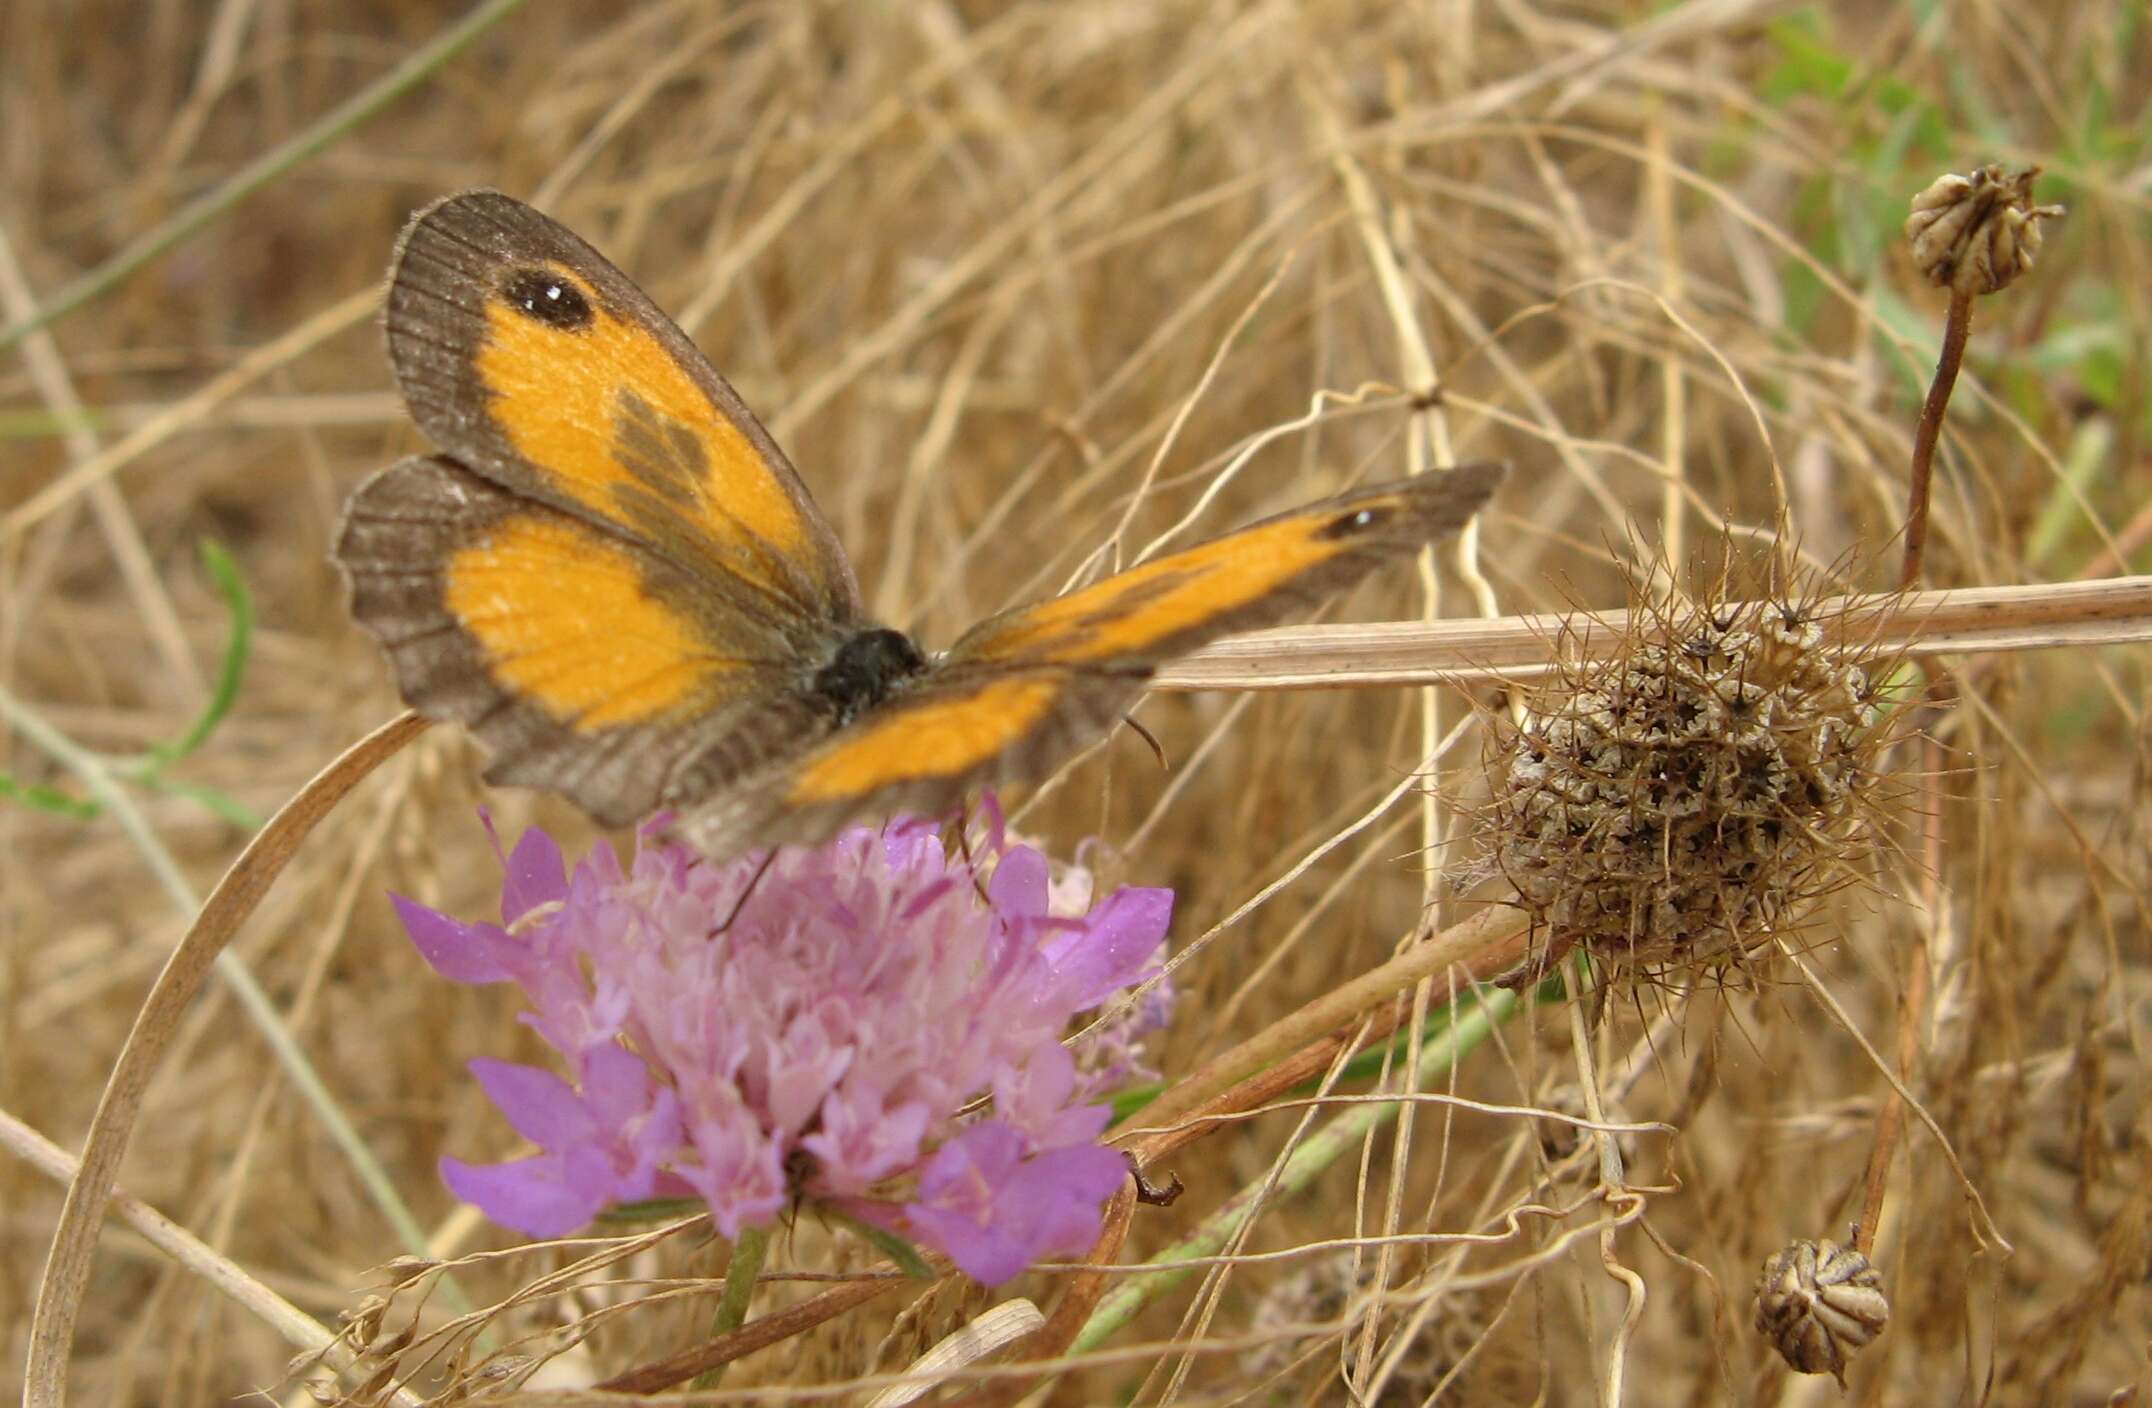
left=23, top=713, right=430, bottom=1408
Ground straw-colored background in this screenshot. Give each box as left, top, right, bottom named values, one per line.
left=4, top=2, right=2147, bottom=1402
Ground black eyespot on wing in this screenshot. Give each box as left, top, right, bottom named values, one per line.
left=1316, top=505, right=1392, bottom=540
left=500, top=268, right=594, bottom=330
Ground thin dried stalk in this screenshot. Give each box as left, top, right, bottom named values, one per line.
left=1153, top=577, right=2152, bottom=691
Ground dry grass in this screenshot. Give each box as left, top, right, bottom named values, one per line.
left=3, top=1, right=2148, bottom=1403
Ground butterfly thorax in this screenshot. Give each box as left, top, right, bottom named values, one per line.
left=812, top=627, right=928, bottom=725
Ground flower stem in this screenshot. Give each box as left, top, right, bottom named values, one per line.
left=693, top=1224, right=771, bottom=1390
left=1901, top=288, right=1975, bottom=589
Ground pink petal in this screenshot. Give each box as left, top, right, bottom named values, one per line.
left=441, top=1152, right=604, bottom=1238
left=468, top=1058, right=593, bottom=1150
left=390, top=893, right=511, bottom=983
left=500, top=827, right=568, bottom=924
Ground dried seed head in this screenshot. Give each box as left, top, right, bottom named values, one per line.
left=1905, top=165, right=2063, bottom=297
left=1482, top=566, right=1895, bottom=982
left=1249, top=1257, right=1503, bottom=1401
left=1753, top=1238, right=1890, bottom=1386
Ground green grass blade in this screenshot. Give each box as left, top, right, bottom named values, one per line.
left=148, top=539, right=254, bottom=766
left=827, top=1210, right=937, bottom=1280
left=140, top=775, right=261, bottom=830
left=0, top=0, right=533, bottom=353
left=0, top=773, right=101, bottom=819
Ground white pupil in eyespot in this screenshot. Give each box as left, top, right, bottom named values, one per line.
left=1352, top=510, right=1373, bottom=526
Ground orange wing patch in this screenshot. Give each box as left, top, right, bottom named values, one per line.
left=445, top=514, right=724, bottom=729
left=786, top=676, right=1062, bottom=804
left=473, top=263, right=806, bottom=557
left=959, top=509, right=1368, bottom=663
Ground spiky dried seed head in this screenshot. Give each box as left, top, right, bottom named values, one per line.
left=1484, top=575, right=1891, bottom=981
left=1905, top=165, right=2063, bottom=297
left=1248, top=1257, right=1497, bottom=1401
left=1753, top=1238, right=1889, bottom=1386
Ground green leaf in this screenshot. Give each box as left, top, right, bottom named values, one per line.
left=0, top=772, right=101, bottom=819
left=828, top=1209, right=937, bottom=1279
left=150, top=539, right=253, bottom=767
left=1106, top=1080, right=1165, bottom=1126
left=596, top=1197, right=708, bottom=1225
left=1760, top=12, right=1851, bottom=105
left=2026, top=417, right=2115, bottom=572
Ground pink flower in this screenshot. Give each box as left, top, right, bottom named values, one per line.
left=392, top=807, right=1171, bottom=1283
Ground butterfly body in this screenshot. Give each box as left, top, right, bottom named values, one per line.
left=336, top=190, right=1502, bottom=857
left=810, top=627, right=930, bottom=725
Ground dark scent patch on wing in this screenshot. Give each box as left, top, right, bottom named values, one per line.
left=612, top=387, right=708, bottom=510
left=960, top=565, right=1200, bottom=665
left=499, top=267, right=595, bottom=331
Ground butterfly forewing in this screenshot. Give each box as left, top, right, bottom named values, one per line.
left=385, top=190, right=859, bottom=632
left=947, top=464, right=1507, bottom=669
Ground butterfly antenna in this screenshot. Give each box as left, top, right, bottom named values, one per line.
left=952, top=807, right=993, bottom=904
left=711, top=849, right=780, bottom=937
left=1122, top=713, right=1169, bottom=769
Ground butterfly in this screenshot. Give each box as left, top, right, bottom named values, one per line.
left=335, top=191, right=1503, bottom=859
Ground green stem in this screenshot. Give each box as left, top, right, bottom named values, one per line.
left=694, top=1224, right=772, bottom=1390
left=1075, top=988, right=1517, bottom=1351
left=0, top=0, right=532, bottom=352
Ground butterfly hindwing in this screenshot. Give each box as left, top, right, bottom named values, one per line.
left=675, top=466, right=1504, bottom=856
left=338, top=455, right=829, bottom=827
left=385, top=190, right=860, bottom=635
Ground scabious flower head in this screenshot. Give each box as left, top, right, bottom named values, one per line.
left=391, top=804, right=1172, bottom=1285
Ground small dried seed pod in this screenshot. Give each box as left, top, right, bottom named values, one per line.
left=1753, top=1238, right=1890, bottom=1386
left=1905, top=165, right=2063, bottom=297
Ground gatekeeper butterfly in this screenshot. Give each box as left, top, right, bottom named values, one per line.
left=336, top=191, right=1502, bottom=858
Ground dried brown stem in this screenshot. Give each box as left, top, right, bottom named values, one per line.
left=1901, top=289, right=1975, bottom=589
left=1153, top=577, right=2152, bottom=691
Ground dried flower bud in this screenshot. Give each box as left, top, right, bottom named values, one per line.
left=1753, top=1239, right=1889, bottom=1386
left=1905, top=165, right=2063, bottom=297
